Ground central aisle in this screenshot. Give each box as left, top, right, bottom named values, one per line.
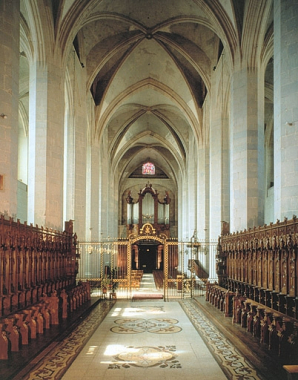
left=134, top=273, right=163, bottom=296
left=62, top=300, right=227, bottom=380
left=138, top=273, right=159, bottom=291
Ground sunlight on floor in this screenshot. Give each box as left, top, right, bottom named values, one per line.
left=122, top=306, right=164, bottom=316
left=86, top=346, right=98, bottom=355
left=104, top=344, right=134, bottom=356
left=111, top=307, right=122, bottom=316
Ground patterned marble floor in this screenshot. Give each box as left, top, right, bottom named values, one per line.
left=17, top=299, right=266, bottom=380
left=62, top=300, right=227, bottom=380
left=181, top=300, right=264, bottom=380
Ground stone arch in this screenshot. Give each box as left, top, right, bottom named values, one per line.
left=95, top=78, right=201, bottom=145
left=130, top=234, right=165, bottom=246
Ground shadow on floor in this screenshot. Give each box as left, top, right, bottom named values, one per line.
left=0, top=298, right=101, bottom=380
left=193, top=296, right=290, bottom=380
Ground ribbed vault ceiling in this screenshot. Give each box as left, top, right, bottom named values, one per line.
left=19, top=0, right=273, bottom=192
left=73, top=0, right=223, bottom=186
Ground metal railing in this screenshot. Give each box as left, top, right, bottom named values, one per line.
left=76, top=239, right=218, bottom=300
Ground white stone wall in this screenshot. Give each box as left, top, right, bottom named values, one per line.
left=17, top=180, right=27, bottom=222
left=230, top=65, right=265, bottom=232
left=0, top=0, right=20, bottom=218
left=1, top=1, right=298, bottom=264
left=27, top=57, right=65, bottom=230
left=274, top=0, right=298, bottom=221
left=89, top=136, right=101, bottom=241
left=63, top=52, right=89, bottom=239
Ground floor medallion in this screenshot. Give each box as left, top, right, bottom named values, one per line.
left=109, top=345, right=181, bottom=369
left=110, top=318, right=182, bottom=334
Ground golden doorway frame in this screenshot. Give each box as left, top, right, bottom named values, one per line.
left=128, top=223, right=178, bottom=300
left=77, top=224, right=179, bottom=300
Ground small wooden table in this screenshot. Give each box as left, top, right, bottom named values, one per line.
left=283, top=365, right=298, bottom=380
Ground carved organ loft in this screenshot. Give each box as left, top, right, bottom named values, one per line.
left=126, top=182, right=171, bottom=238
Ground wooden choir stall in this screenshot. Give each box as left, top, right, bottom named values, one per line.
left=206, top=216, right=298, bottom=368
left=0, top=216, right=90, bottom=360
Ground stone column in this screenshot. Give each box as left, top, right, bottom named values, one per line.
left=108, top=170, right=117, bottom=239
left=90, top=141, right=100, bottom=240
left=209, top=57, right=224, bottom=241
left=63, top=99, right=75, bottom=223
left=187, top=136, right=197, bottom=236
left=73, top=109, right=87, bottom=239
left=197, top=140, right=207, bottom=270
left=230, top=66, right=265, bottom=231
left=178, top=171, right=188, bottom=242
left=28, top=60, right=64, bottom=229
left=274, top=0, right=298, bottom=220
left=98, top=128, right=109, bottom=238
left=64, top=55, right=87, bottom=240
left=0, top=0, right=20, bottom=217
left=197, top=136, right=209, bottom=242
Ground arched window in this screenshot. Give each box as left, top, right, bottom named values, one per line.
left=142, top=162, right=155, bottom=175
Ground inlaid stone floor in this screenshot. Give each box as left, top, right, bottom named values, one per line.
left=4, top=274, right=289, bottom=380
left=9, top=273, right=286, bottom=380
left=13, top=298, right=281, bottom=380
left=61, top=300, right=228, bottom=380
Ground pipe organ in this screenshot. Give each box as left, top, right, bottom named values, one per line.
left=126, top=183, right=171, bottom=237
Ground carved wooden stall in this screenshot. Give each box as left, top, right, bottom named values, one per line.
left=0, top=216, right=89, bottom=360
left=209, top=216, right=298, bottom=364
